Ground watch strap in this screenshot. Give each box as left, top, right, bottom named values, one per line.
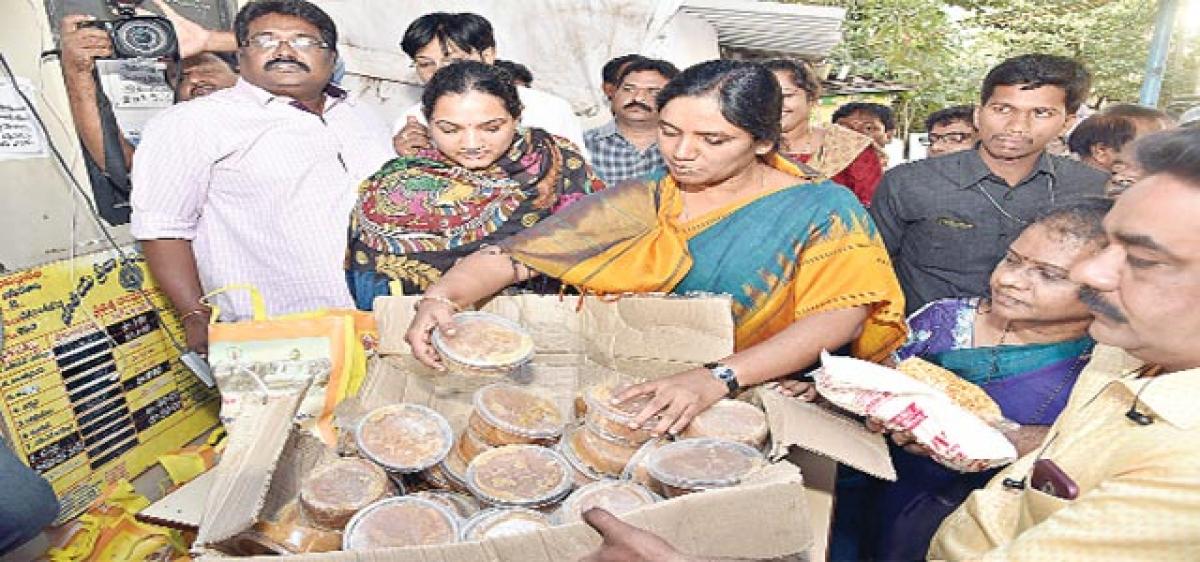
left=704, top=361, right=740, bottom=397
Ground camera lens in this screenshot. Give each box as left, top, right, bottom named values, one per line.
left=113, top=18, right=177, bottom=58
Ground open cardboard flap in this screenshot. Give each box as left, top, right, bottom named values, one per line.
left=760, top=390, right=896, bottom=482
left=194, top=294, right=898, bottom=560
left=197, top=385, right=314, bottom=545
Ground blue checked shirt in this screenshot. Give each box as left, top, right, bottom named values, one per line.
left=584, top=121, right=666, bottom=185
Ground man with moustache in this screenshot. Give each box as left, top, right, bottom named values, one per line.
left=871, top=54, right=1108, bottom=314
left=579, top=128, right=1200, bottom=562
left=927, top=126, right=1200, bottom=560
left=584, top=57, right=679, bottom=184
left=131, top=0, right=393, bottom=355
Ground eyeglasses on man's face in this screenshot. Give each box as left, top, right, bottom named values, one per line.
left=243, top=33, right=330, bottom=52
left=920, top=131, right=975, bottom=146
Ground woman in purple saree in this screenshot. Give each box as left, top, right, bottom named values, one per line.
left=825, top=198, right=1114, bottom=561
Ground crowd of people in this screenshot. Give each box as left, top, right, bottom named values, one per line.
left=3, top=0, right=1199, bottom=559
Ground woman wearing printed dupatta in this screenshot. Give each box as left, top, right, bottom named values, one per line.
left=405, top=60, right=906, bottom=435
left=345, top=62, right=602, bottom=308
left=763, top=59, right=883, bottom=207
left=792, top=198, right=1110, bottom=561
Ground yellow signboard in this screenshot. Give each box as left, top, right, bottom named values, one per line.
left=0, top=249, right=219, bottom=521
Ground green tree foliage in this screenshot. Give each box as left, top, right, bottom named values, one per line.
left=793, top=0, right=1195, bottom=132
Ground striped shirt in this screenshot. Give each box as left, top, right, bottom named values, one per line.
left=131, top=78, right=394, bottom=320
left=583, top=120, right=665, bottom=185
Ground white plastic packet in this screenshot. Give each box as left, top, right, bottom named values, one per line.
left=814, top=351, right=1017, bottom=472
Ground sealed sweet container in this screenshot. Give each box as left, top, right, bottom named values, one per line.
left=341, top=496, right=460, bottom=550
left=432, top=312, right=535, bottom=381
left=645, top=438, right=765, bottom=498
left=465, top=444, right=574, bottom=509
left=469, top=382, right=564, bottom=446
left=355, top=403, right=454, bottom=473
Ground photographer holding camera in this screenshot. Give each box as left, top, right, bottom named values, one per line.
left=60, top=0, right=239, bottom=175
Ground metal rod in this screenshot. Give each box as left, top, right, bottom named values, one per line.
left=1139, top=0, right=1180, bottom=106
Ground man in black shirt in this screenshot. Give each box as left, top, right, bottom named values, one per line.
left=871, top=54, right=1108, bottom=314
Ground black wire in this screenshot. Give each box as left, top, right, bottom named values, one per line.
left=0, top=50, right=188, bottom=354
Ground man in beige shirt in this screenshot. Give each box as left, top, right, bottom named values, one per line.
left=579, top=127, right=1200, bottom=561
left=926, top=127, right=1200, bottom=561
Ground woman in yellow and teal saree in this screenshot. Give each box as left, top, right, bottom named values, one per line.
left=405, top=60, right=907, bottom=434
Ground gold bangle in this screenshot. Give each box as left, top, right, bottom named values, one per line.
left=179, top=307, right=210, bottom=323
left=413, top=295, right=462, bottom=313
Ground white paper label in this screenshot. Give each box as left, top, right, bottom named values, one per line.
left=0, top=76, right=47, bottom=160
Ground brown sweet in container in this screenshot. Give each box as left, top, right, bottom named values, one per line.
left=571, top=424, right=640, bottom=476
left=342, top=497, right=459, bottom=551
left=234, top=501, right=341, bottom=555
left=557, top=427, right=604, bottom=487
left=621, top=438, right=666, bottom=496
left=469, top=383, right=564, bottom=446
left=556, top=480, right=658, bottom=524
left=432, top=312, right=535, bottom=379
left=428, top=445, right=473, bottom=494
left=411, top=490, right=482, bottom=519
left=680, top=399, right=770, bottom=449
left=466, top=445, right=573, bottom=507
left=298, top=457, right=391, bottom=530
left=460, top=508, right=552, bottom=541
left=583, top=383, right=656, bottom=445
left=456, top=427, right=495, bottom=463
left=647, top=438, right=765, bottom=498
left=355, top=403, right=453, bottom=473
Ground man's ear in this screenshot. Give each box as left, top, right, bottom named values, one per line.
left=480, top=46, right=496, bottom=65
left=602, top=83, right=616, bottom=100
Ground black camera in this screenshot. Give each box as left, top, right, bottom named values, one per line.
left=81, top=0, right=178, bottom=59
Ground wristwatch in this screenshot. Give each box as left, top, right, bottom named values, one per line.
left=703, top=362, right=740, bottom=398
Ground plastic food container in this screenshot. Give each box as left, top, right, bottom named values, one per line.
left=456, top=427, right=495, bottom=463
left=557, top=426, right=605, bottom=487
left=298, top=457, right=391, bottom=530
left=582, top=383, right=657, bottom=445
left=355, top=403, right=454, bottom=473
left=646, top=438, right=765, bottom=498
left=429, top=444, right=474, bottom=494
left=570, top=423, right=640, bottom=476
left=411, top=490, right=482, bottom=520
left=680, top=399, right=770, bottom=449
left=555, top=480, right=658, bottom=524
left=422, top=460, right=469, bottom=494
left=621, top=437, right=666, bottom=495
left=459, top=508, right=552, bottom=541
left=234, top=501, right=342, bottom=555
left=466, top=445, right=574, bottom=508
left=231, top=526, right=342, bottom=556
left=469, top=383, right=564, bottom=446
left=342, top=497, right=460, bottom=551
left=432, top=312, right=535, bottom=379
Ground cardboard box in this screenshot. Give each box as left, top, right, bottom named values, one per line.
left=192, top=294, right=893, bottom=561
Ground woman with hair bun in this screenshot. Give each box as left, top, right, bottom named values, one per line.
left=405, top=60, right=905, bottom=434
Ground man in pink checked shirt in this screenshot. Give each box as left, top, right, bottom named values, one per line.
left=131, top=0, right=393, bottom=356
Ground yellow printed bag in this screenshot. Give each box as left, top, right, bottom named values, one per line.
left=203, top=286, right=372, bottom=445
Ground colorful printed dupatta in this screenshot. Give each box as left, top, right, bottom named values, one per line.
left=346, top=128, right=602, bottom=306
left=498, top=154, right=906, bottom=360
